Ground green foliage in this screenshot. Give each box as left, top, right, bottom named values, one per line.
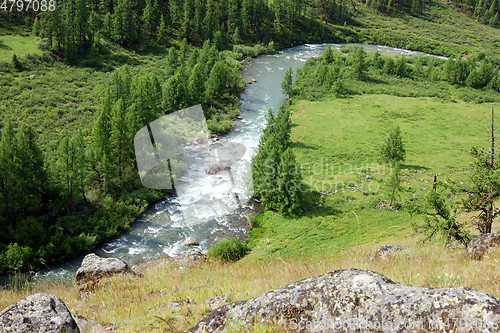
left=380, top=126, right=406, bottom=165
left=11, top=54, right=23, bottom=71
left=411, top=189, right=471, bottom=246
left=1, top=243, right=33, bottom=272
left=208, top=238, right=250, bottom=261
left=281, top=66, right=293, bottom=98
left=460, top=146, right=500, bottom=234
left=353, top=47, right=368, bottom=80
left=252, top=104, right=303, bottom=214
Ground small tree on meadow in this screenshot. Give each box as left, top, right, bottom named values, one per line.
left=380, top=126, right=406, bottom=165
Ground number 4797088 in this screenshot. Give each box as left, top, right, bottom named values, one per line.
left=1, top=0, right=55, bottom=11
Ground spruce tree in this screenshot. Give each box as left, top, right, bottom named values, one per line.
left=57, top=136, right=76, bottom=216
left=323, top=44, right=335, bottom=64
left=380, top=126, right=406, bottom=164
left=281, top=66, right=293, bottom=98
left=157, top=15, right=167, bottom=42
left=188, top=63, right=206, bottom=105
left=110, top=98, right=128, bottom=182
left=278, top=148, right=302, bottom=214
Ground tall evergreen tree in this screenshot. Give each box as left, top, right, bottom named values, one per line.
left=281, top=66, right=293, bottom=98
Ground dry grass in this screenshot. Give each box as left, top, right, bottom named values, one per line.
left=1, top=239, right=500, bottom=332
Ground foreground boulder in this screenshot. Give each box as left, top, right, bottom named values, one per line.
left=188, top=268, right=500, bottom=333
left=464, top=232, right=500, bottom=259
left=76, top=253, right=139, bottom=293
left=0, top=293, right=79, bottom=333
left=371, top=245, right=408, bottom=261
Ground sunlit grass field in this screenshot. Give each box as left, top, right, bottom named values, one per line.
left=245, top=95, right=498, bottom=260
left=0, top=35, right=43, bottom=62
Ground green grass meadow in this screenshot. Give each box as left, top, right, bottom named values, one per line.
left=0, top=35, right=42, bottom=62
left=246, top=95, right=498, bottom=260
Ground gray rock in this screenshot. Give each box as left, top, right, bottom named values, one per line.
left=464, top=232, right=500, bottom=259
left=448, top=241, right=466, bottom=249
left=203, top=297, right=231, bottom=312
left=187, top=269, right=500, bottom=333
left=71, top=314, right=110, bottom=333
left=371, top=245, right=409, bottom=261
left=206, top=162, right=230, bottom=175
left=184, top=237, right=199, bottom=246
left=166, top=251, right=207, bottom=266
left=0, top=293, right=79, bottom=333
left=76, top=253, right=139, bottom=293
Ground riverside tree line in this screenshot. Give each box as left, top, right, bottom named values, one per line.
left=0, top=40, right=244, bottom=273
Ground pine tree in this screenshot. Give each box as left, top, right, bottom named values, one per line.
left=490, top=12, right=499, bottom=27
left=353, top=47, right=367, bottom=80
left=0, top=121, right=19, bottom=232
left=395, top=56, right=407, bottom=78
left=323, top=44, right=335, bottom=64
left=278, top=148, right=302, bottom=214
left=70, top=129, right=88, bottom=202
left=163, top=69, right=188, bottom=113
left=206, top=60, right=228, bottom=99
left=110, top=98, right=128, bottom=182
left=57, top=136, right=76, bottom=216
left=380, top=126, right=406, bottom=164
left=194, top=0, right=205, bottom=39
left=17, top=125, right=46, bottom=219
left=281, top=66, right=293, bottom=98
left=188, top=63, right=206, bottom=105
left=203, top=0, right=217, bottom=40
left=32, top=17, right=41, bottom=36
left=143, top=0, right=155, bottom=37
left=92, top=88, right=113, bottom=191
left=157, top=15, right=167, bottom=42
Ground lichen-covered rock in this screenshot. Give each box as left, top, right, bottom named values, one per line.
left=464, top=232, right=500, bottom=259
left=371, top=245, right=408, bottom=261
left=0, top=293, right=79, bottom=333
left=71, top=314, right=113, bottom=333
left=76, top=253, right=139, bottom=293
left=187, top=269, right=500, bottom=333
left=203, top=297, right=232, bottom=312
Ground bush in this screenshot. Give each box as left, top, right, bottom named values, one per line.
left=208, top=238, right=250, bottom=261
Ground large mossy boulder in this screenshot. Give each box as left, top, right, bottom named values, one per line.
left=76, top=253, right=139, bottom=293
left=188, top=268, right=500, bottom=333
left=0, top=293, right=79, bottom=333
left=464, top=232, right=500, bottom=260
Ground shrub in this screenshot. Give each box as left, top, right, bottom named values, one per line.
left=208, top=238, right=250, bottom=261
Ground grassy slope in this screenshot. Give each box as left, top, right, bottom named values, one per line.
left=247, top=95, right=500, bottom=260
left=352, top=0, right=500, bottom=57
left=0, top=35, right=43, bottom=62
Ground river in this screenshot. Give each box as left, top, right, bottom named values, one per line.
left=19, top=43, right=440, bottom=284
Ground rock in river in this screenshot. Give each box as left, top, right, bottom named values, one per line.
left=184, top=237, right=199, bottom=246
